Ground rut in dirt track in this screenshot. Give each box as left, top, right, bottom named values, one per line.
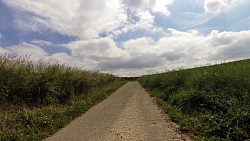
left=45, top=82, right=191, bottom=141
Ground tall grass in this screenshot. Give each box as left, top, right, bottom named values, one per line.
left=0, top=55, right=118, bottom=106
left=139, top=59, right=250, bottom=141
left=0, top=54, right=125, bottom=140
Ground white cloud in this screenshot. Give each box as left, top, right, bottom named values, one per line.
left=3, top=0, right=174, bottom=40
left=63, top=29, right=250, bottom=76
left=67, top=38, right=124, bottom=58
left=0, top=33, right=3, bottom=39
left=4, top=0, right=127, bottom=39
left=118, top=0, right=172, bottom=36
left=13, top=16, right=51, bottom=33
left=1, top=29, right=250, bottom=76
left=204, top=0, right=246, bottom=14
left=110, top=10, right=166, bottom=39
left=123, top=37, right=154, bottom=48
left=2, top=0, right=250, bottom=76
left=124, top=0, right=156, bottom=11
left=102, top=29, right=250, bottom=76
left=204, top=0, right=227, bottom=14
left=5, top=42, right=48, bottom=58
left=208, top=30, right=250, bottom=60
left=152, top=0, right=174, bottom=16
left=134, top=11, right=155, bottom=29
left=30, top=40, right=52, bottom=46
left=116, top=11, right=156, bottom=34
left=49, top=52, right=98, bottom=70
left=124, top=0, right=173, bottom=16
left=0, top=47, right=10, bottom=54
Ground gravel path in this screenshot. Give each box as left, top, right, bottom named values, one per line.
left=45, top=82, right=191, bottom=141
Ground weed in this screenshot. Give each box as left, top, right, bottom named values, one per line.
left=139, top=59, right=250, bottom=141
left=0, top=54, right=125, bottom=140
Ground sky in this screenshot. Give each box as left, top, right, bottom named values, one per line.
left=0, top=0, right=250, bottom=76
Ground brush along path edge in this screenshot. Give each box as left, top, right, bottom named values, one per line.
left=45, top=82, right=190, bottom=141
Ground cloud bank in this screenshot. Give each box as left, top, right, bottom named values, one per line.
left=1, top=0, right=250, bottom=76
left=2, top=29, right=249, bottom=76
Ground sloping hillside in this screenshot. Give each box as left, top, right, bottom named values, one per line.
left=139, top=59, right=250, bottom=141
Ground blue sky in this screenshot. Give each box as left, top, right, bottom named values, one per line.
left=0, top=0, right=250, bottom=76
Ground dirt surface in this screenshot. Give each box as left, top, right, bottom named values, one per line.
left=45, top=82, right=191, bottom=141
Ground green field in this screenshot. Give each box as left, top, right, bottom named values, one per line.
left=139, top=59, right=250, bottom=141
left=0, top=55, right=125, bottom=140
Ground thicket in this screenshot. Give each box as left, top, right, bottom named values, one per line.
left=139, top=59, right=250, bottom=141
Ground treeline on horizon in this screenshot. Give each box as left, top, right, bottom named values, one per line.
left=139, top=59, right=250, bottom=141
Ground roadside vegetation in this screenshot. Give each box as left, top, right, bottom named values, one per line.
left=0, top=55, right=125, bottom=140
left=139, top=59, right=250, bottom=141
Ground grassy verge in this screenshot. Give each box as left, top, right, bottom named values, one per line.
left=139, top=59, right=250, bottom=141
left=0, top=55, right=125, bottom=140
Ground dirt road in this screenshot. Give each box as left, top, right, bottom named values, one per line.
left=45, top=82, right=190, bottom=141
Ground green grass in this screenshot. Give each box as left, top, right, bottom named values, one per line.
left=139, top=59, right=250, bottom=141
left=0, top=54, right=125, bottom=140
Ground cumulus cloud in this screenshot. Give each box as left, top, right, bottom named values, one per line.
left=118, top=0, right=172, bottom=35
left=123, top=37, right=155, bottom=52
left=1, top=0, right=250, bottom=76
left=152, top=0, right=174, bottom=16
left=209, top=30, right=250, bottom=60
left=5, top=42, right=48, bottom=58
left=3, top=0, right=127, bottom=39
left=0, top=29, right=250, bottom=76
left=131, top=11, right=155, bottom=30
left=99, top=54, right=163, bottom=71
left=204, top=0, right=227, bottom=14
left=111, top=11, right=163, bottom=39
left=0, top=42, right=98, bottom=70
left=64, top=29, right=250, bottom=76
left=124, top=0, right=156, bottom=11
left=67, top=38, right=124, bottom=58
left=0, top=42, right=49, bottom=67
left=49, top=52, right=98, bottom=70
left=204, top=0, right=245, bottom=14
left=3, top=0, right=174, bottom=39
left=124, top=0, right=173, bottom=16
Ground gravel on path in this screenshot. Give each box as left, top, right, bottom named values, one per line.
left=45, top=82, right=191, bottom=141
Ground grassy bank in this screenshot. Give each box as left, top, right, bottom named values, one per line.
left=139, top=59, right=250, bottom=141
left=0, top=55, right=125, bottom=140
